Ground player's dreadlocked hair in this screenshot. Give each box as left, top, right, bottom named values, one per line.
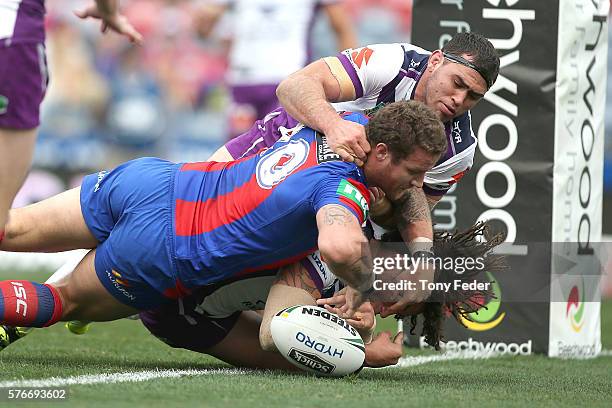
left=380, top=222, right=507, bottom=350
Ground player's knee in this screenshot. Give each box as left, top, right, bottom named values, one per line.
left=2, top=208, right=30, bottom=243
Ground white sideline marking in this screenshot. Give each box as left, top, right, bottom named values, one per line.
left=395, top=351, right=498, bottom=367
left=395, top=349, right=612, bottom=367
left=0, top=368, right=249, bottom=388
left=0, top=351, right=609, bottom=386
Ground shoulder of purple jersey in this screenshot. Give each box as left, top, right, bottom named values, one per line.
left=448, top=111, right=476, bottom=155
left=340, top=42, right=409, bottom=65
left=402, top=43, right=432, bottom=57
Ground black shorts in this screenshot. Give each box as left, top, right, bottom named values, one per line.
left=140, top=295, right=241, bottom=352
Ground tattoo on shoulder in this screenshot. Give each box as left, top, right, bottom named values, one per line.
left=323, top=205, right=353, bottom=226
left=274, top=263, right=321, bottom=298
left=395, top=188, right=432, bottom=229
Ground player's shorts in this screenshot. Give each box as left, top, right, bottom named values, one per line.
left=229, top=84, right=279, bottom=132
left=0, top=43, right=48, bottom=129
left=80, top=157, right=182, bottom=310
left=139, top=290, right=242, bottom=352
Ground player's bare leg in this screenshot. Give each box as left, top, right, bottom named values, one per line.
left=0, top=128, right=37, bottom=233
left=0, top=186, right=98, bottom=252
left=46, top=251, right=93, bottom=334
left=0, top=249, right=139, bottom=333
left=53, top=250, right=140, bottom=321
left=205, top=311, right=298, bottom=371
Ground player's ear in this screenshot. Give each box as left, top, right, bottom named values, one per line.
left=428, top=50, right=444, bottom=72
left=374, top=143, right=389, bottom=162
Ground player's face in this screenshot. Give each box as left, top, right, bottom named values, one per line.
left=368, top=146, right=440, bottom=201
left=423, top=51, right=488, bottom=123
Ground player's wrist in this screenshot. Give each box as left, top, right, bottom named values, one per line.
left=355, top=272, right=375, bottom=293
left=319, top=110, right=345, bottom=135
left=407, top=236, right=433, bottom=255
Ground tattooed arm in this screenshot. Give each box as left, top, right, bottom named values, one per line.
left=259, top=263, right=321, bottom=351
left=315, top=204, right=374, bottom=317
left=373, top=188, right=438, bottom=318
left=394, top=187, right=439, bottom=253
left=316, top=204, right=373, bottom=291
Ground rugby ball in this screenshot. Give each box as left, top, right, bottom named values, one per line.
left=271, top=305, right=365, bottom=377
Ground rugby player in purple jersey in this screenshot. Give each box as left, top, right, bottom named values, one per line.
left=271, top=32, right=500, bottom=315
left=200, top=34, right=500, bottom=317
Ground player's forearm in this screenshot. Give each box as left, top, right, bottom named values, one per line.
left=276, top=74, right=342, bottom=135
left=323, top=245, right=374, bottom=292
left=394, top=188, right=434, bottom=253
left=317, top=205, right=374, bottom=291
left=260, top=282, right=318, bottom=352
left=356, top=325, right=374, bottom=344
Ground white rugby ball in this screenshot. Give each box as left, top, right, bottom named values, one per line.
left=271, top=305, right=365, bottom=377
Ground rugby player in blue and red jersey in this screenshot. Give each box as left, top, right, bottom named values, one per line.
left=0, top=101, right=446, bottom=335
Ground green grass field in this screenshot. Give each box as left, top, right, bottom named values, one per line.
left=0, top=270, right=610, bottom=407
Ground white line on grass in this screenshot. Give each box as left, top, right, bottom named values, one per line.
left=395, top=349, right=612, bottom=367
left=0, top=368, right=249, bottom=388
left=395, top=351, right=498, bottom=367
left=2, top=350, right=609, bottom=386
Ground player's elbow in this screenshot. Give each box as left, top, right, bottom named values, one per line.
left=276, top=75, right=296, bottom=102
left=319, top=234, right=367, bottom=272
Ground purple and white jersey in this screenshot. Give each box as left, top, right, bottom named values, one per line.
left=331, top=43, right=477, bottom=195
left=226, top=42, right=477, bottom=196
left=212, top=0, right=338, bottom=86
left=189, top=251, right=338, bottom=319
left=0, top=0, right=45, bottom=45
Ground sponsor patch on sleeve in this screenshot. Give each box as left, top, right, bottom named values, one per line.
left=336, top=179, right=369, bottom=223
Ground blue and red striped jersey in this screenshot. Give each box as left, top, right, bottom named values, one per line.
left=171, top=113, right=371, bottom=288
